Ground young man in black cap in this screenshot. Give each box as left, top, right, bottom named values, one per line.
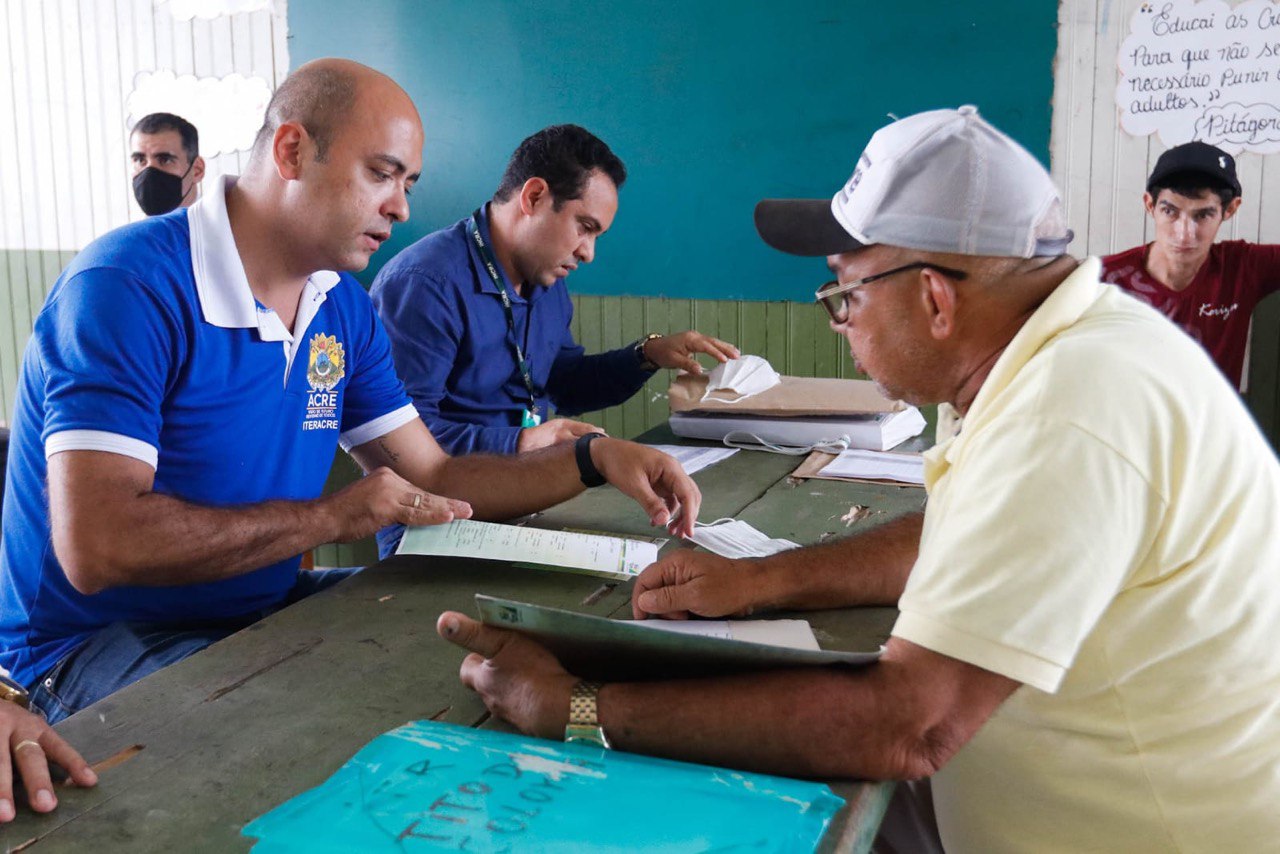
left=1101, top=141, right=1280, bottom=388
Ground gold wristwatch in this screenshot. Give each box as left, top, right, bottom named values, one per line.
left=634, top=333, right=663, bottom=371
left=564, top=680, right=610, bottom=749
left=0, top=674, right=30, bottom=709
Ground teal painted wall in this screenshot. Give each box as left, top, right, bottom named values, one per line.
left=288, top=0, right=1058, bottom=301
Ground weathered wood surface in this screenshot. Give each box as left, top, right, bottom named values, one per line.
left=2, top=439, right=918, bottom=853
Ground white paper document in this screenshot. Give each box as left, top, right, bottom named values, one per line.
left=632, top=618, right=820, bottom=651
left=397, top=520, right=659, bottom=579
left=689, top=519, right=800, bottom=559
left=818, top=449, right=925, bottom=485
left=643, top=444, right=739, bottom=476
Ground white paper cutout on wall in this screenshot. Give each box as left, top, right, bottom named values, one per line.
left=1116, top=0, right=1280, bottom=154
left=128, top=71, right=273, bottom=157
left=162, top=0, right=275, bottom=21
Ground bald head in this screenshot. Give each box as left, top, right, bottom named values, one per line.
left=251, top=58, right=417, bottom=163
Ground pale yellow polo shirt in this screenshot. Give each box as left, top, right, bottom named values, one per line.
left=893, top=259, right=1280, bottom=853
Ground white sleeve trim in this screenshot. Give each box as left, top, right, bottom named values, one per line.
left=339, top=404, right=419, bottom=452
left=45, top=430, right=159, bottom=469
left=891, top=610, right=1066, bottom=694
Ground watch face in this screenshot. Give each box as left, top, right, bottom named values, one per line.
left=564, top=725, right=611, bottom=750
left=0, top=675, right=30, bottom=709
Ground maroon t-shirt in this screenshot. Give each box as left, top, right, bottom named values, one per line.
left=1101, top=241, right=1280, bottom=387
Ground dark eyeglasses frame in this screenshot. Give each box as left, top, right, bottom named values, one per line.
left=816, top=262, right=969, bottom=323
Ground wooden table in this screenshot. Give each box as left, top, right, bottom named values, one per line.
left=1, top=432, right=923, bottom=852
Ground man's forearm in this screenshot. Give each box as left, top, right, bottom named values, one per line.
left=429, top=443, right=584, bottom=520
left=750, top=512, right=923, bottom=611
left=57, top=492, right=334, bottom=594
left=600, top=665, right=931, bottom=780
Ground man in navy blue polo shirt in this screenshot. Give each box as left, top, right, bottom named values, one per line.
left=0, top=58, right=700, bottom=771
left=371, top=125, right=739, bottom=461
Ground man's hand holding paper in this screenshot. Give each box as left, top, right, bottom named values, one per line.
left=436, top=611, right=576, bottom=740
left=632, top=551, right=764, bottom=621
left=322, top=466, right=473, bottom=543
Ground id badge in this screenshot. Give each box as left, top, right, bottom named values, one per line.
left=521, top=407, right=542, bottom=428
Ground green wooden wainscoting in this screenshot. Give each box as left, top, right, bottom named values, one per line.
left=1, top=254, right=1276, bottom=567
left=1, top=250, right=77, bottom=421
left=313, top=294, right=880, bottom=566
left=314, top=291, right=1280, bottom=567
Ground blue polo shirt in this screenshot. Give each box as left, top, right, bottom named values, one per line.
left=0, top=176, right=417, bottom=688
left=370, top=204, right=653, bottom=457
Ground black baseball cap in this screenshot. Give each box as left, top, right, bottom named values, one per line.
left=1146, top=141, right=1241, bottom=196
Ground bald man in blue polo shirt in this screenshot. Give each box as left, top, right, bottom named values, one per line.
left=0, top=58, right=699, bottom=781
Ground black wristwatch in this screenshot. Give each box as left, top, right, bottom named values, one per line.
left=0, top=673, right=30, bottom=709
left=634, top=333, right=663, bottom=371
left=574, top=433, right=607, bottom=487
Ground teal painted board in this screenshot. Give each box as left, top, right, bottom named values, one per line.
left=242, top=720, right=844, bottom=852
left=289, top=0, right=1057, bottom=301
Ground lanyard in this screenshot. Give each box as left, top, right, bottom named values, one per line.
left=467, top=210, right=541, bottom=421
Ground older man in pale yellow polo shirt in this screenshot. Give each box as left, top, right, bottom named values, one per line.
left=437, top=106, right=1280, bottom=853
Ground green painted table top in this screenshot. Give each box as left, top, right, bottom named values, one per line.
left=1, top=437, right=918, bottom=852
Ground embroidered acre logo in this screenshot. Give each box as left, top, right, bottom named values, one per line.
left=307, top=333, right=346, bottom=391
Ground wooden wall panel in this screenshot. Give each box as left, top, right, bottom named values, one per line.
left=0, top=0, right=289, bottom=425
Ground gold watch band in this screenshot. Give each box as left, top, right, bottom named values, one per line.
left=568, top=680, right=605, bottom=726
left=565, top=680, right=611, bottom=749
left=636, top=332, right=663, bottom=371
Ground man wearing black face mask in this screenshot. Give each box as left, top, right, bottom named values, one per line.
left=130, top=112, right=205, bottom=215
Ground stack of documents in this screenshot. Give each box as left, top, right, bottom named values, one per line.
left=818, top=449, right=924, bottom=485
left=669, top=408, right=926, bottom=452
left=793, top=448, right=926, bottom=486
left=668, top=373, right=927, bottom=452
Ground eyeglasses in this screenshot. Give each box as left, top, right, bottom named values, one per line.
left=816, top=262, right=969, bottom=324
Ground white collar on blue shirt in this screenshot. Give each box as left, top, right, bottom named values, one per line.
left=187, top=174, right=341, bottom=343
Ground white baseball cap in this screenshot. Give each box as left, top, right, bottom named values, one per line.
left=754, top=105, right=1073, bottom=258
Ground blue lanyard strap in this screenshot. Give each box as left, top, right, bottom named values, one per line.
left=467, top=211, right=540, bottom=414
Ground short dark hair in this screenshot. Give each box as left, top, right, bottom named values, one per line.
left=133, top=112, right=199, bottom=162
left=493, top=124, right=626, bottom=208
left=252, top=64, right=357, bottom=162
left=1149, top=170, right=1239, bottom=208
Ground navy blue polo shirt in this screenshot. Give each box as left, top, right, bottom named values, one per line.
left=0, top=177, right=417, bottom=687
left=370, top=204, right=652, bottom=457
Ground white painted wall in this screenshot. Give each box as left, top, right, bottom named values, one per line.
left=0, top=0, right=289, bottom=252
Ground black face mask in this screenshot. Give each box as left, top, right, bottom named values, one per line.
left=132, top=162, right=193, bottom=216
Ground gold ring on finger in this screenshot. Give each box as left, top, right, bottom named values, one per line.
left=412, top=494, right=423, bottom=509
left=13, top=739, right=42, bottom=754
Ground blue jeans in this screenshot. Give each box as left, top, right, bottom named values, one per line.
left=28, top=567, right=359, bottom=724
